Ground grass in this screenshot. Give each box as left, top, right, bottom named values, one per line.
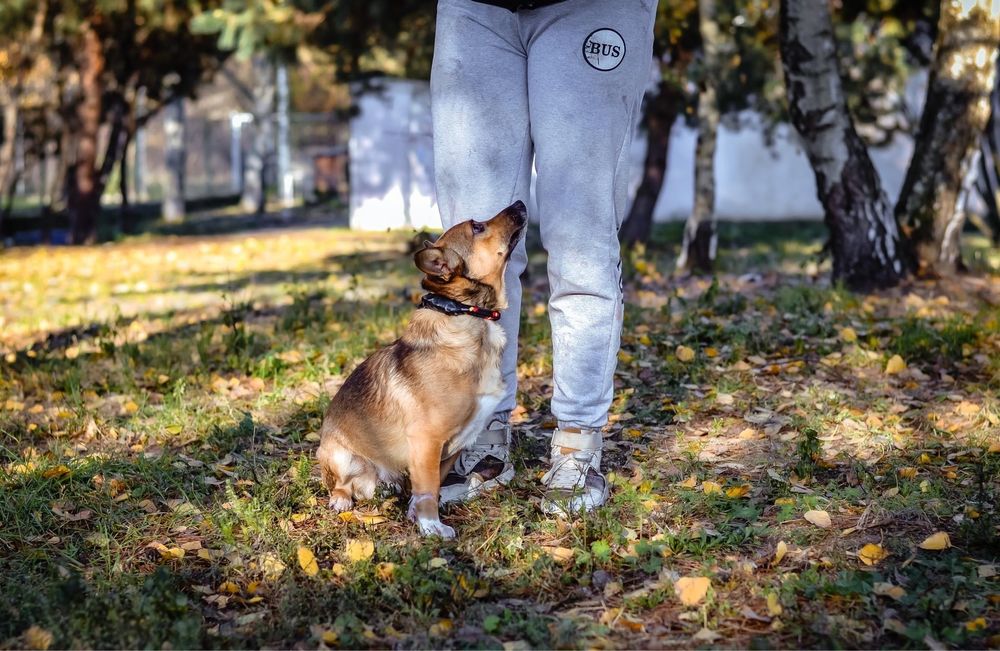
left=0, top=214, right=998, bottom=649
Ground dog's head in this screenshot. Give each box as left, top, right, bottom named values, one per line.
left=414, top=201, right=527, bottom=310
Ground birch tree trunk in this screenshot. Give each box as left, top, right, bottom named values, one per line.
left=67, top=23, right=105, bottom=245
left=896, top=0, right=1000, bottom=275
left=678, top=0, right=721, bottom=274
left=241, top=55, right=275, bottom=214
left=163, top=98, right=186, bottom=223
left=779, top=0, right=907, bottom=291
left=620, top=81, right=680, bottom=246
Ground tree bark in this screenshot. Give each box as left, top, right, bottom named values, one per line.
left=620, top=81, right=680, bottom=246
left=0, top=102, right=17, bottom=242
left=780, top=0, right=908, bottom=291
left=67, top=22, right=105, bottom=245
left=678, top=0, right=721, bottom=274
left=897, top=0, right=1000, bottom=275
left=241, top=54, right=275, bottom=214
left=163, top=97, right=186, bottom=223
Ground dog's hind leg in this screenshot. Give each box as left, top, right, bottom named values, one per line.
left=317, top=437, right=375, bottom=512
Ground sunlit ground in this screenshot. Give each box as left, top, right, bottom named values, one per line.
left=1, top=217, right=998, bottom=649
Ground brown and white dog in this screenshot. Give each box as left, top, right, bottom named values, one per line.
left=316, top=201, right=526, bottom=538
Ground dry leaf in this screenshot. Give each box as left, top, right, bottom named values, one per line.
left=773, top=540, right=788, bottom=566
left=297, top=546, right=319, bottom=576
left=42, top=465, right=70, bottom=479
left=766, top=592, right=783, bottom=617
left=839, top=327, right=858, bottom=343
left=344, top=537, right=375, bottom=562
left=676, top=475, right=697, bottom=489
left=918, top=531, right=951, bottom=550
left=674, top=576, right=711, bottom=606
left=540, top=546, right=574, bottom=563
left=885, top=355, right=907, bottom=375
left=858, top=543, right=889, bottom=566
left=726, top=484, right=751, bottom=499
left=804, top=509, right=832, bottom=528
left=675, top=345, right=696, bottom=362
left=692, top=628, right=721, bottom=642
left=23, top=625, right=53, bottom=650
left=376, top=562, right=396, bottom=580
left=702, top=480, right=723, bottom=495
left=260, top=552, right=286, bottom=579
left=955, top=401, right=980, bottom=417
left=873, top=582, right=906, bottom=600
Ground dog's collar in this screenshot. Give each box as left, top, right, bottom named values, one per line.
left=418, top=293, right=501, bottom=321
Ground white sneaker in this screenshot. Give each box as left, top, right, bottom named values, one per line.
left=540, top=428, right=609, bottom=515
left=439, top=419, right=515, bottom=504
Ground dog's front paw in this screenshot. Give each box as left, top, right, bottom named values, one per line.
left=328, top=493, right=353, bottom=512
left=416, top=518, right=456, bottom=539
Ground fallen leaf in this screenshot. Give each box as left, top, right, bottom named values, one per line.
left=840, top=327, right=858, bottom=343
left=297, top=546, right=319, bottom=576
left=429, top=619, right=453, bottom=637
left=692, top=627, right=721, bottom=642
left=23, top=625, right=53, bottom=650
left=42, top=465, right=71, bottom=479
left=858, top=543, right=889, bottom=566
left=885, top=355, right=907, bottom=375
left=773, top=540, right=788, bottom=566
left=540, top=546, right=574, bottom=563
left=804, top=510, right=832, bottom=528
left=766, top=592, right=783, bottom=617
left=376, top=562, right=396, bottom=580
left=676, top=475, right=697, bottom=489
left=726, top=484, right=751, bottom=499
left=702, top=480, right=723, bottom=495
left=918, top=531, right=951, bottom=551
left=955, top=401, right=980, bottom=417
left=260, top=552, right=286, bottom=579
left=675, top=345, right=696, bottom=363
left=51, top=504, right=92, bottom=521
left=344, top=538, right=375, bottom=562
left=674, top=576, right=710, bottom=606
left=873, top=582, right=906, bottom=600
left=218, top=581, right=240, bottom=594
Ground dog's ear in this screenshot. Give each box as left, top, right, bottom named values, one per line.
left=414, top=246, right=463, bottom=280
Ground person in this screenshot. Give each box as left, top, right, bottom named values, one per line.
left=431, top=0, right=657, bottom=514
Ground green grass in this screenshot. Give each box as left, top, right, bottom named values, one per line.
left=1, top=218, right=998, bottom=648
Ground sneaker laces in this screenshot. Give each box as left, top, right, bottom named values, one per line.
left=541, top=450, right=599, bottom=490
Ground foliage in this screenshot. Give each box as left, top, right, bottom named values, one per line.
left=1, top=218, right=998, bottom=648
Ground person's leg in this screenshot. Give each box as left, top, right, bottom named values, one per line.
left=522, top=0, right=656, bottom=513
left=431, top=0, right=533, bottom=502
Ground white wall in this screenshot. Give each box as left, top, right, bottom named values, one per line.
left=349, top=77, right=919, bottom=230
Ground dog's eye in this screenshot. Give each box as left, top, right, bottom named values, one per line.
left=471, top=221, right=485, bottom=235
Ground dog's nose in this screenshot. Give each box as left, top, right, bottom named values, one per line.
left=507, top=200, right=527, bottom=221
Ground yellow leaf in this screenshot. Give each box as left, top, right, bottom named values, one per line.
left=898, top=467, right=917, bottom=479
left=774, top=497, right=795, bottom=506
left=675, top=345, right=696, bottom=362
left=676, top=475, right=698, bottom=489
left=260, top=552, right=286, bottom=580
left=321, top=630, right=338, bottom=645
left=429, top=619, right=453, bottom=637
left=337, top=511, right=355, bottom=523
left=702, top=480, right=723, bottom=495
left=726, top=484, right=751, bottom=499
left=123, top=400, right=139, bottom=415
left=965, top=617, right=987, bottom=632
left=704, top=346, right=719, bottom=358
left=885, top=355, right=907, bottom=375
left=773, top=540, right=788, bottom=566
left=330, top=562, right=347, bottom=577
left=858, top=543, right=889, bottom=566
left=354, top=512, right=388, bottom=526
left=918, top=531, right=951, bottom=550
left=375, top=562, right=396, bottom=580
left=766, top=592, right=783, bottom=617
left=804, top=510, right=832, bottom=528
left=955, top=401, right=980, bottom=417
left=218, top=581, right=240, bottom=594
left=23, top=625, right=54, bottom=650
left=42, top=465, right=70, bottom=479
left=839, top=327, right=858, bottom=343
left=290, top=513, right=309, bottom=523
left=873, top=582, right=906, bottom=600
left=674, top=576, right=711, bottom=606
left=297, top=546, right=319, bottom=576
left=344, top=537, right=375, bottom=562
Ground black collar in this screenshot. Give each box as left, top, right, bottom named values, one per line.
left=418, top=293, right=501, bottom=321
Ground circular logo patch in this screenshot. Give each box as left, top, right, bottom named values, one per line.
left=582, top=28, right=626, bottom=71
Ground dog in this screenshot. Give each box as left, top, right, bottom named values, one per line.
left=316, top=201, right=526, bottom=538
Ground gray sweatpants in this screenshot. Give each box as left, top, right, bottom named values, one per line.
left=431, top=0, right=656, bottom=430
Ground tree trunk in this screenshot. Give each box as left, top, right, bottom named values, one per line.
left=620, top=81, right=679, bottom=246
left=67, top=23, right=105, bottom=245
left=241, top=54, right=275, bottom=214
left=678, top=0, right=721, bottom=274
left=276, top=60, right=293, bottom=212
left=779, top=0, right=908, bottom=291
left=119, top=133, right=136, bottom=234
left=897, top=0, right=1000, bottom=275
left=163, top=97, right=186, bottom=223
left=0, top=101, right=17, bottom=242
